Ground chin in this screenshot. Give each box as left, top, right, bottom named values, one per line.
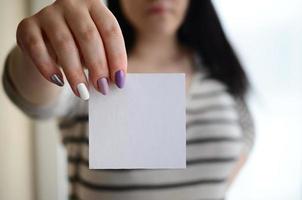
left=146, top=21, right=177, bottom=35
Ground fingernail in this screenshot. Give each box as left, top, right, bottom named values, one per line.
left=97, top=77, right=109, bottom=95
left=77, top=83, right=89, bottom=100
left=50, top=74, right=64, bottom=87
left=115, top=70, right=125, bottom=88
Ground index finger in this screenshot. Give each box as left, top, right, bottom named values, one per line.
left=89, top=3, right=127, bottom=88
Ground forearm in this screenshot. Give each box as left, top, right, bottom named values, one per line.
left=7, top=45, right=62, bottom=106
left=226, top=153, right=247, bottom=189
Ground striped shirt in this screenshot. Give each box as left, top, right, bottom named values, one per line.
left=3, top=49, right=254, bottom=200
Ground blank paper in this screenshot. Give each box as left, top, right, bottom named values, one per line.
left=89, top=73, right=186, bottom=169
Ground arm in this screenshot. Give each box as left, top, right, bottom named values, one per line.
left=226, top=152, right=248, bottom=188
left=226, top=97, right=255, bottom=188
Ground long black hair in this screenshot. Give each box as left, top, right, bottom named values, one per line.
left=108, top=0, right=249, bottom=98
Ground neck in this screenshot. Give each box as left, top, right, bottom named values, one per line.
left=130, top=33, right=185, bottom=63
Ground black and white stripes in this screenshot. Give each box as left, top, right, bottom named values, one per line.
left=3, top=47, right=254, bottom=200
left=57, top=73, right=254, bottom=200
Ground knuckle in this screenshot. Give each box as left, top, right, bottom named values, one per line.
left=39, top=5, right=55, bottom=16
left=55, top=0, right=73, bottom=6
left=89, top=59, right=107, bottom=73
left=17, top=19, right=43, bottom=55
left=55, top=0, right=87, bottom=8
left=17, top=18, right=29, bottom=32
left=23, top=35, right=40, bottom=51
left=64, top=69, right=84, bottom=84
left=17, top=18, right=33, bottom=37
left=84, top=0, right=98, bottom=7
left=16, top=19, right=29, bottom=46
left=78, top=25, right=97, bottom=42
left=53, top=32, right=73, bottom=50
left=102, top=22, right=120, bottom=38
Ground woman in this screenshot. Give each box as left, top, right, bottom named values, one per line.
left=2, top=0, right=254, bottom=199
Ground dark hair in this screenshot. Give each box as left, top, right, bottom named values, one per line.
left=108, top=0, right=249, bottom=98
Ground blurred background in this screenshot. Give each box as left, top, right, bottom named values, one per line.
left=0, top=0, right=301, bottom=200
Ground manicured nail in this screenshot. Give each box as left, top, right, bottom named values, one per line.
left=115, top=70, right=125, bottom=88
left=97, top=77, right=109, bottom=95
left=50, top=74, right=64, bottom=87
left=77, top=83, right=89, bottom=100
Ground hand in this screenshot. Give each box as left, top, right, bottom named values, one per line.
left=16, top=0, right=127, bottom=99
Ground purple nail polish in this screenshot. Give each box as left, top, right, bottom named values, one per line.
left=97, top=77, right=109, bottom=95
left=115, top=70, right=125, bottom=88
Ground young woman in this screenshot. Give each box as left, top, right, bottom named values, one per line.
left=3, top=0, right=254, bottom=199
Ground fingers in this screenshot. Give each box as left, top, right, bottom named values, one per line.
left=90, top=3, right=127, bottom=88
left=16, top=17, right=64, bottom=87
left=16, top=0, right=128, bottom=100
left=39, top=6, right=89, bottom=100
left=63, top=3, right=109, bottom=95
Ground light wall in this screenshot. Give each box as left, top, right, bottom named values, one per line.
left=212, top=0, right=302, bottom=199
left=0, top=0, right=34, bottom=200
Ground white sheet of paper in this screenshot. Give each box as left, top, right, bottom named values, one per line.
left=89, top=73, right=186, bottom=169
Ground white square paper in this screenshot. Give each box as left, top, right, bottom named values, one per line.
left=89, top=73, right=186, bottom=169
